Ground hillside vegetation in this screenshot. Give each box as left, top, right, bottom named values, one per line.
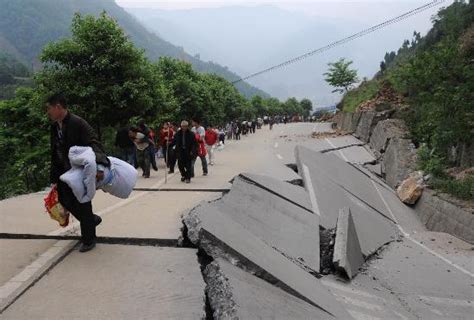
left=0, top=0, right=267, bottom=98
left=339, top=1, right=474, bottom=199
left=0, top=13, right=311, bottom=199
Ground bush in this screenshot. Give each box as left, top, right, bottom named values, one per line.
left=431, top=175, right=474, bottom=201
left=340, top=80, right=380, bottom=112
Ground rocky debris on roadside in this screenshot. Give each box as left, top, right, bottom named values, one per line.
left=397, top=171, right=425, bottom=205
left=311, top=130, right=350, bottom=139
left=357, top=82, right=407, bottom=112
left=319, top=227, right=336, bottom=275
left=445, top=167, right=474, bottom=181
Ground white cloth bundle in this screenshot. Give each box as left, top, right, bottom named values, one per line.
left=60, top=146, right=138, bottom=203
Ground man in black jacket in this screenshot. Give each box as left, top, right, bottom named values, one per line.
left=174, top=120, right=197, bottom=183
left=47, top=93, right=109, bottom=252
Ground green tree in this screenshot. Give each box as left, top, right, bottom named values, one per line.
left=300, top=98, right=313, bottom=117
left=0, top=88, right=50, bottom=198
left=324, top=58, right=359, bottom=93
left=283, top=97, right=302, bottom=116
left=37, top=12, right=164, bottom=138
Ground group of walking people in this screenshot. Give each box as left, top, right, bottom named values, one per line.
left=115, top=119, right=224, bottom=184
left=46, top=92, right=275, bottom=252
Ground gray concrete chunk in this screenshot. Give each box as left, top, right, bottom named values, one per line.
left=212, top=177, right=320, bottom=271
left=295, top=146, right=399, bottom=257
left=295, top=145, right=393, bottom=221
left=237, top=172, right=313, bottom=213
left=369, top=119, right=408, bottom=156
left=184, top=205, right=353, bottom=319
left=204, top=258, right=332, bottom=319
left=333, top=208, right=365, bottom=279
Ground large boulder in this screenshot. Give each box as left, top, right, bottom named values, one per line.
left=397, top=171, right=424, bottom=205
left=383, top=137, right=418, bottom=188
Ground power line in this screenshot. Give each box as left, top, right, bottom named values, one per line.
left=232, top=0, right=446, bottom=84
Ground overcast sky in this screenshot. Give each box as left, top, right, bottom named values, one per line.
left=116, top=0, right=452, bottom=22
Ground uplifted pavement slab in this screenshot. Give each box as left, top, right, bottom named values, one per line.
left=328, top=145, right=376, bottom=164
left=1, top=245, right=206, bottom=320
left=295, top=145, right=392, bottom=220
left=295, top=146, right=399, bottom=257
left=333, top=208, right=365, bottom=279
left=364, top=239, right=474, bottom=320
left=0, top=239, right=56, bottom=287
left=237, top=172, right=313, bottom=213
left=217, top=176, right=320, bottom=271
left=204, top=258, right=332, bottom=319
left=183, top=205, right=352, bottom=319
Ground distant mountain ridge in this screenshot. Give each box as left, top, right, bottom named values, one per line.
left=0, top=0, right=268, bottom=98
left=127, top=3, right=437, bottom=107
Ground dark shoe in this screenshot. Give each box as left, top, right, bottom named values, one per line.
left=152, top=164, right=158, bottom=171
left=94, top=215, right=102, bottom=226
left=143, top=174, right=150, bottom=178
left=79, top=241, right=96, bottom=253
left=168, top=170, right=174, bottom=174
left=185, top=179, right=191, bottom=184
left=203, top=172, right=208, bottom=176
left=181, top=176, right=186, bottom=182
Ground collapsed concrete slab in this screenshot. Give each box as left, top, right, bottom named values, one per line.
left=327, top=145, right=376, bottom=164
left=333, top=208, right=365, bottom=279
left=295, top=145, right=393, bottom=221
left=183, top=205, right=353, bottom=319
left=237, top=172, right=313, bottom=213
left=295, top=146, right=399, bottom=257
left=204, top=258, right=332, bottom=319
left=210, top=177, right=320, bottom=271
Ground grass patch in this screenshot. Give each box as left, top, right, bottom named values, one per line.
left=340, top=80, right=380, bottom=113
left=431, top=175, right=474, bottom=201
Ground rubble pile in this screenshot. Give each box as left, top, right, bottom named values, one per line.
left=182, top=147, right=404, bottom=319
left=357, top=82, right=407, bottom=112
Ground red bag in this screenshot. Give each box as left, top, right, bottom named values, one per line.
left=195, top=133, right=207, bottom=157
left=44, top=185, right=70, bottom=227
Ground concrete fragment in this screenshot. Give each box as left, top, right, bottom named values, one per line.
left=237, top=172, right=313, bottom=213
left=333, top=208, right=364, bottom=279
left=295, top=145, right=392, bottom=220
left=355, top=111, right=376, bottom=142
left=397, top=172, right=424, bottom=205
left=328, top=145, right=376, bottom=164
left=204, top=258, right=332, bottom=319
left=355, top=111, right=392, bottom=143
left=183, top=205, right=353, bottom=319
left=295, top=146, right=399, bottom=257
left=383, top=137, right=418, bottom=188
left=369, top=119, right=407, bottom=156
left=212, top=177, right=320, bottom=271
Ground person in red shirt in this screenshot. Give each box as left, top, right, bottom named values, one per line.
left=159, top=122, right=175, bottom=172
left=205, top=124, right=219, bottom=165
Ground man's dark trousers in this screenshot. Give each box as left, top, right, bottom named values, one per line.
left=178, top=153, right=193, bottom=179
left=57, top=181, right=96, bottom=245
